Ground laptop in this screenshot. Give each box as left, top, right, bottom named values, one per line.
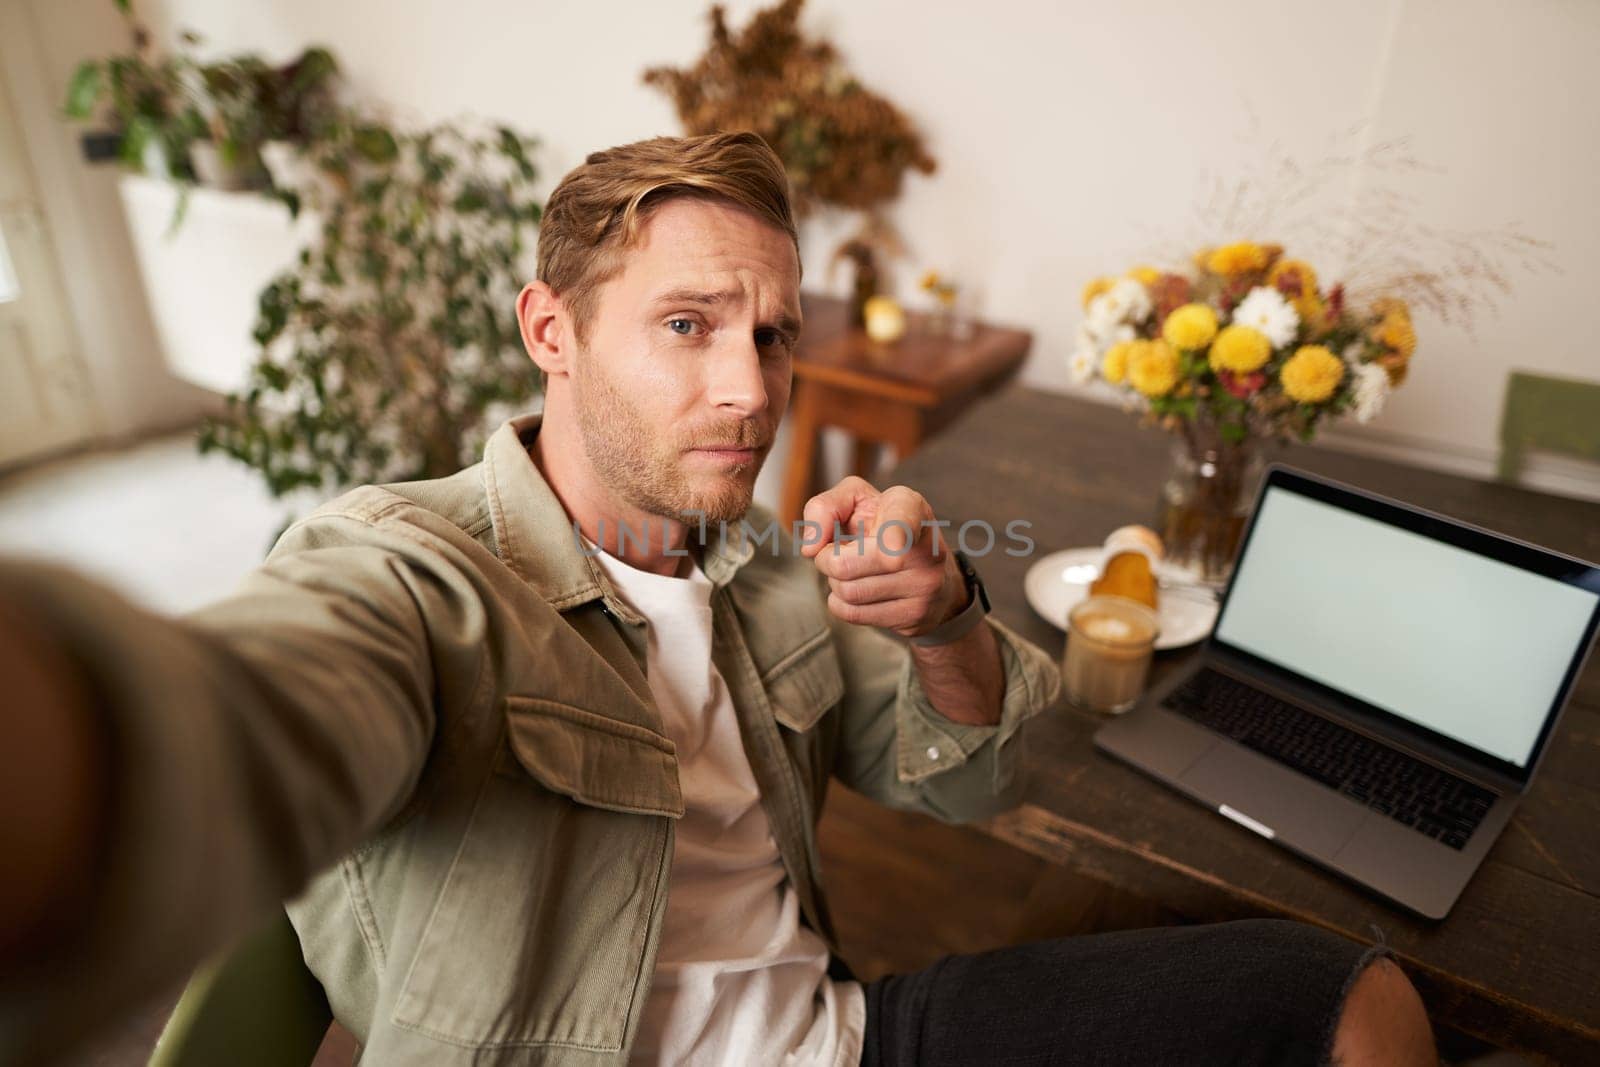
left=1094, top=465, right=1600, bottom=919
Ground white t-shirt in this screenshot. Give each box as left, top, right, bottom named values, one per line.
left=588, top=546, right=864, bottom=1067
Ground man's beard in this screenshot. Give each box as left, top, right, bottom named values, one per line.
left=572, top=355, right=770, bottom=526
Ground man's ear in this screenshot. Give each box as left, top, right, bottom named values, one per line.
left=517, top=281, right=571, bottom=377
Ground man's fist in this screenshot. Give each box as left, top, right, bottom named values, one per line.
left=800, top=476, right=967, bottom=639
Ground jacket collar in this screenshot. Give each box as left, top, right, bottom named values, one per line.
left=482, top=411, right=757, bottom=620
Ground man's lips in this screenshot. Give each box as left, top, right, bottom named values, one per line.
left=689, top=442, right=764, bottom=462
left=690, top=441, right=766, bottom=452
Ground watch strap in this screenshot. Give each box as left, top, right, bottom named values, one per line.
left=910, top=550, right=991, bottom=647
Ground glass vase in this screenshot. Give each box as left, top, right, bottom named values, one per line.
left=1157, top=430, right=1266, bottom=587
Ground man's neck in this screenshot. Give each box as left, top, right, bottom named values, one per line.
left=527, top=415, right=692, bottom=578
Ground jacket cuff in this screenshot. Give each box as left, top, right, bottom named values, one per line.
left=894, top=616, right=1062, bottom=786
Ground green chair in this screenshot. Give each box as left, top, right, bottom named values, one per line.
left=148, top=911, right=333, bottom=1067
left=1496, top=370, right=1600, bottom=483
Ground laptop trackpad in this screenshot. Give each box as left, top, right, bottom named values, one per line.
left=1178, top=743, right=1367, bottom=858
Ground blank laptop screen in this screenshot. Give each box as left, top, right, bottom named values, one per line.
left=1214, top=485, right=1598, bottom=768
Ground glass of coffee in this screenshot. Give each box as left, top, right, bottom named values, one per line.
left=1063, top=595, right=1159, bottom=714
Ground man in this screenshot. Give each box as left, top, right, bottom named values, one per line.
left=0, top=132, right=1434, bottom=1065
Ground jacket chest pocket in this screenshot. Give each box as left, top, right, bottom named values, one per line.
left=391, top=697, right=680, bottom=1053
left=763, top=630, right=845, bottom=733
left=761, top=630, right=845, bottom=822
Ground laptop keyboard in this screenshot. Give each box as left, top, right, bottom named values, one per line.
left=1164, top=668, right=1496, bottom=851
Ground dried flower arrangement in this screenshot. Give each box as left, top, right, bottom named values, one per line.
left=642, top=0, right=935, bottom=214
left=1154, top=125, right=1558, bottom=336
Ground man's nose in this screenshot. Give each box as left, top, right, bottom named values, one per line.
left=706, top=333, right=770, bottom=418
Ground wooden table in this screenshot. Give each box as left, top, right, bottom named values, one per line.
left=888, top=385, right=1600, bottom=1063
left=779, top=293, right=1031, bottom=522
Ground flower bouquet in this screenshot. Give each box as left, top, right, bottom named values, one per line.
left=1069, top=241, right=1418, bottom=582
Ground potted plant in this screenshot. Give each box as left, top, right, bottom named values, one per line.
left=63, top=2, right=204, bottom=182
left=193, top=46, right=342, bottom=192
left=64, top=1, right=342, bottom=195
left=198, top=121, right=545, bottom=498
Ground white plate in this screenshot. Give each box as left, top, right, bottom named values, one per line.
left=1024, top=547, right=1218, bottom=651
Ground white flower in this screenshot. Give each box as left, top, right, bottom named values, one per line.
left=1232, top=286, right=1300, bottom=348
left=1350, top=362, right=1390, bottom=423
left=1067, top=346, right=1098, bottom=385
left=1101, top=278, right=1152, bottom=324
left=1086, top=321, right=1135, bottom=350
left=1073, top=322, right=1098, bottom=355
left=1084, top=294, right=1120, bottom=340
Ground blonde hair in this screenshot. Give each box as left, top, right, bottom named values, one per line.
left=536, top=131, right=800, bottom=345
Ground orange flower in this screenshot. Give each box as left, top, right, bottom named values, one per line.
left=1375, top=313, right=1417, bottom=359
left=1377, top=352, right=1411, bottom=386
left=1267, top=259, right=1318, bottom=298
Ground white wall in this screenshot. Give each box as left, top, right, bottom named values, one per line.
left=114, top=0, right=1600, bottom=496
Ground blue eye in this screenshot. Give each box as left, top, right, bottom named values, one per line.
left=668, top=318, right=697, bottom=335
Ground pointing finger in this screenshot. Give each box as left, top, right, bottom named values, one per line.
left=867, top=486, right=932, bottom=560
left=800, top=476, right=878, bottom=558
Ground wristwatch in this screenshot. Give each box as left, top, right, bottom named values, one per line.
left=911, top=550, right=992, bottom=647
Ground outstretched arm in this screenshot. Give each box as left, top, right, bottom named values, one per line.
left=0, top=494, right=486, bottom=1063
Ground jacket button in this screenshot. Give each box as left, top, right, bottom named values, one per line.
left=926, top=745, right=941, bottom=761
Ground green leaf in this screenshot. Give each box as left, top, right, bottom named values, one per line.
left=352, top=124, right=398, bottom=163
left=453, top=185, right=488, bottom=213
left=113, top=0, right=131, bottom=12
left=164, top=184, right=191, bottom=235
left=64, top=61, right=104, bottom=119
left=118, top=114, right=152, bottom=168
left=270, top=188, right=302, bottom=219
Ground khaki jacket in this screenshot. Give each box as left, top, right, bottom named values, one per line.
left=0, top=413, right=1060, bottom=1065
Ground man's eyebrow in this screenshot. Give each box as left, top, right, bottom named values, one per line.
left=650, top=287, right=802, bottom=340
left=650, top=286, right=732, bottom=308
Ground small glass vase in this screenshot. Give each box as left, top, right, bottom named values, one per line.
left=1157, top=431, right=1266, bottom=587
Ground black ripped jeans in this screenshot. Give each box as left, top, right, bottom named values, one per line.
left=860, top=918, right=1391, bottom=1066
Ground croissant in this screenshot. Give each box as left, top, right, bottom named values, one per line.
left=1089, top=525, right=1163, bottom=611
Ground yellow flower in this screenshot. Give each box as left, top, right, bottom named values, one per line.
left=1267, top=258, right=1319, bottom=295
left=1162, top=303, right=1219, bottom=350
left=1129, top=339, right=1181, bottom=397
left=1280, top=345, right=1345, bottom=404
left=1205, top=241, right=1269, bottom=276
left=1101, top=340, right=1134, bottom=385
left=1081, top=276, right=1115, bottom=309
left=1209, top=324, right=1272, bottom=373
left=1294, top=292, right=1325, bottom=329
left=919, top=270, right=942, bottom=291
left=1376, top=313, right=1417, bottom=359
left=1127, top=265, right=1161, bottom=286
